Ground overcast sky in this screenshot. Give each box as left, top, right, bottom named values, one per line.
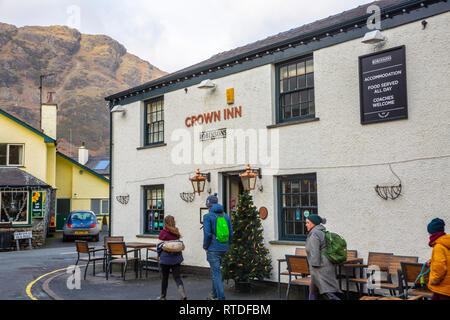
left=0, top=0, right=373, bottom=73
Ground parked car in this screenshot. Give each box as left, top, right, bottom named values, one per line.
left=63, top=211, right=100, bottom=242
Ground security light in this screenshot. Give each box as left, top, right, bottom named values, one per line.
left=198, top=79, right=216, bottom=89
left=362, top=30, right=385, bottom=44
left=111, top=104, right=126, bottom=113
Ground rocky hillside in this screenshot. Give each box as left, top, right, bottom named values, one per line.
left=0, top=22, right=166, bottom=157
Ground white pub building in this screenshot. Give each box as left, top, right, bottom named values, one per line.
left=105, top=0, right=450, bottom=287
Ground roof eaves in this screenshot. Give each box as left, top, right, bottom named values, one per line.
left=105, top=0, right=434, bottom=103
left=0, top=108, right=56, bottom=144
left=56, top=151, right=110, bottom=183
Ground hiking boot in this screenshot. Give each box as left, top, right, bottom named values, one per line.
left=177, top=285, right=187, bottom=300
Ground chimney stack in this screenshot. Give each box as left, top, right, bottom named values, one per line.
left=41, top=91, right=57, bottom=140
left=78, top=142, right=89, bottom=165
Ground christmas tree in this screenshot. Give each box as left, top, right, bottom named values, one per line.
left=221, top=190, right=272, bottom=284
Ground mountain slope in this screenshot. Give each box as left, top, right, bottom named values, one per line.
left=0, top=22, right=166, bottom=157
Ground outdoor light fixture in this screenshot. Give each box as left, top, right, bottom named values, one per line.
left=361, top=30, right=385, bottom=44
left=198, top=79, right=216, bottom=90
left=189, top=169, right=211, bottom=196
left=111, top=104, right=126, bottom=114
left=239, top=164, right=262, bottom=192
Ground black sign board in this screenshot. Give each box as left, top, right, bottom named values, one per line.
left=359, top=46, right=408, bottom=124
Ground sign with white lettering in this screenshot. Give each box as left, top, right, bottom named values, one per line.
left=359, top=46, right=408, bottom=124
left=14, top=231, right=32, bottom=240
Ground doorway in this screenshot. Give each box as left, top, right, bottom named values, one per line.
left=222, top=172, right=244, bottom=214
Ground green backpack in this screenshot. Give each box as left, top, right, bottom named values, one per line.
left=321, top=230, right=347, bottom=264
left=209, top=213, right=229, bottom=243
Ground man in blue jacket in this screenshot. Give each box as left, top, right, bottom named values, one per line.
left=203, top=196, right=233, bottom=300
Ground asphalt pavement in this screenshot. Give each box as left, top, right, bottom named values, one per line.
left=8, top=231, right=305, bottom=301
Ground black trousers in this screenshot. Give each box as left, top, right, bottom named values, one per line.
left=160, top=264, right=183, bottom=295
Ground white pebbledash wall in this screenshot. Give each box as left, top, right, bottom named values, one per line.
left=111, top=11, right=450, bottom=282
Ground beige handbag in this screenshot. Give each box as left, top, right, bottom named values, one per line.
left=161, top=240, right=185, bottom=252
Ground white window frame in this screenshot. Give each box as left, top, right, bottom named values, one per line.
left=0, top=191, right=30, bottom=225
left=0, top=143, right=25, bottom=166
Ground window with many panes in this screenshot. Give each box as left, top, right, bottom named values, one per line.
left=145, top=97, right=164, bottom=145
left=277, top=55, right=315, bottom=123
left=278, top=173, right=317, bottom=241
left=90, top=199, right=109, bottom=215
left=0, top=144, right=24, bottom=166
left=143, top=185, right=164, bottom=234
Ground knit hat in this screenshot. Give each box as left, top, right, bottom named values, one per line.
left=206, top=193, right=219, bottom=208
left=306, top=214, right=324, bottom=226
left=427, top=218, right=445, bottom=234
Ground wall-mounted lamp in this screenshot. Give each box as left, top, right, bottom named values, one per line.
left=361, top=30, right=385, bottom=44
left=189, top=169, right=211, bottom=196
left=198, top=79, right=216, bottom=90
left=111, top=104, right=126, bottom=114
left=239, top=164, right=262, bottom=192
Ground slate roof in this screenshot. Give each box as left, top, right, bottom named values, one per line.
left=105, top=0, right=425, bottom=101
left=82, top=157, right=110, bottom=176
left=0, top=167, right=51, bottom=188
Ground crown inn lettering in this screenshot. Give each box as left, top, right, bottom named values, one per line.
left=185, top=106, right=242, bottom=127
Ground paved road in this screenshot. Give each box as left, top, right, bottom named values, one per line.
left=0, top=231, right=107, bottom=300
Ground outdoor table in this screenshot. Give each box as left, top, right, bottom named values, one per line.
left=125, top=242, right=157, bottom=278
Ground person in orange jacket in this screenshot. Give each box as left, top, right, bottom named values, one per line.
left=426, top=218, right=450, bottom=300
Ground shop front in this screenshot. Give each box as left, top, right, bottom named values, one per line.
left=0, top=167, right=54, bottom=250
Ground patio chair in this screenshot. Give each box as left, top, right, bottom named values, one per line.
left=141, top=247, right=160, bottom=278
left=285, top=254, right=311, bottom=300
left=277, top=248, right=306, bottom=298
left=336, top=249, right=359, bottom=291
left=378, top=255, right=418, bottom=297
left=103, top=236, right=124, bottom=273
left=74, top=240, right=106, bottom=280
left=105, top=241, right=140, bottom=280
left=345, top=252, right=393, bottom=297
left=400, top=262, right=433, bottom=299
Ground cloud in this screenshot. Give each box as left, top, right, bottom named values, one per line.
left=0, top=0, right=373, bottom=73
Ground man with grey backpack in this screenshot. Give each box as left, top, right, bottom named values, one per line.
left=203, top=193, right=233, bottom=300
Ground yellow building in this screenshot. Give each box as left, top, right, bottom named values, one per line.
left=0, top=99, right=110, bottom=248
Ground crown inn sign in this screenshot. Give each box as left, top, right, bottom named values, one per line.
left=185, top=105, right=242, bottom=128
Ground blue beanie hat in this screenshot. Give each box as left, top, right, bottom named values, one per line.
left=427, top=218, right=445, bottom=234
left=206, top=193, right=219, bottom=208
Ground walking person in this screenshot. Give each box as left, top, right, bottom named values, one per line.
left=305, top=214, right=341, bottom=300
left=426, top=218, right=450, bottom=300
left=203, top=196, right=233, bottom=300
left=157, top=215, right=187, bottom=300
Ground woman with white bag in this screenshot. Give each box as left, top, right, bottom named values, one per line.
left=157, top=215, right=186, bottom=300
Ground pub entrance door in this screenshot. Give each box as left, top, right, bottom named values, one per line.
left=222, top=172, right=244, bottom=215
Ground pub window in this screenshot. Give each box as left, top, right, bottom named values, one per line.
left=278, top=173, right=317, bottom=241
left=145, top=97, right=164, bottom=145
left=91, top=199, right=109, bottom=215
left=0, top=144, right=24, bottom=166
left=143, top=185, right=164, bottom=234
left=277, top=55, right=315, bottom=123
left=0, top=191, right=29, bottom=225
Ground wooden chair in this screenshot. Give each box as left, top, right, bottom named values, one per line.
left=400, top=262, right=433, bottom=299
left=105, top=241, right=140, bottom=280
left=103, top=236, right=124, bottom=272
left=142, top=247, right=160, bottom=277
left=74, top=240, right=106, bottom=280
left=336, top=250, right=359, bottom=291
left=378, top=255, right=418, bottom=297
left=285, top=254, right=311, bottom=300
left=345, top=252, right=393, bottom=297
left=277, top=248, right=306, bottom=298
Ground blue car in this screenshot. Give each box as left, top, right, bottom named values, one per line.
left=63, top=211, right=100, bottom=242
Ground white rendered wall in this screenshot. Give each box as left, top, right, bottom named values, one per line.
left=111, top=12, right=450, bottom=282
